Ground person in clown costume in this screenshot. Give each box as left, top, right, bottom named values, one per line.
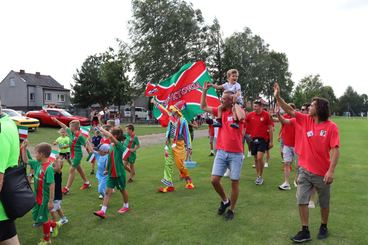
left=158, top=100, right=195, bottom=193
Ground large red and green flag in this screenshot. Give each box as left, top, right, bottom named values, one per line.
left=145, top=61, right=220, bottom=127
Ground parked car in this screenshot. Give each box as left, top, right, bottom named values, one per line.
left=124, top=107, right=148, bottom=119
left=26, top=108, right=90, bottom=127
left=2, top=109, right=40, bottom=130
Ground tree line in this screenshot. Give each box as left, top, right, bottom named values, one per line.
left=71, top=0, right=367, bottom=116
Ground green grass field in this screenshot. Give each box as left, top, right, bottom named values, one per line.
left=28, top=124, right=167, bottom=145
left=16, top=118, right=368, bottom=244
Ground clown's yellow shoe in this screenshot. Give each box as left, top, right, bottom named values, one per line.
left=185, top=182, right=195, bottom=189
left=158, top=186, right=175, bottom=193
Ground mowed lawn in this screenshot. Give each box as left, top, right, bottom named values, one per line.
left=28, top=124, right=167, bottom=145
left=16, top=117, right=368, bottom=244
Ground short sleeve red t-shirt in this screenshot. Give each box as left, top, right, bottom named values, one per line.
left=212, top=107, right=244, bottom=153
left=294, top=112, right=340, bottom=176
left=208, top=124, right=214, bottom=137
left=281, top=114, right=296, bottom=147
left=245, top=111, right=272, bottom=140
left=244, top=120, right=252, bottom=135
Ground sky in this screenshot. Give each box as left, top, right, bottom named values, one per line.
left=1, top=0, right=367, bottom=97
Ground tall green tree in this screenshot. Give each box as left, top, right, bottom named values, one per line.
left=205, top=18, right=225, bottom=84
left=222, top=28, right=269, bottom=101
left=72, top=42, right=133, bottom=109
left=338, top=86, right=364, bottom=116
left=71, top=55, right=108, bottom=108
left=292, top=75, right=338, bottom=112
left=292, top=75, right=324, bottom=108
left=129, top=0, right=207, bottom=90
left=101, top=42, right=132, bottom=111
left=261, top=51, right=293, bottom=106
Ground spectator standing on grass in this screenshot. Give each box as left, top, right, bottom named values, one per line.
left=275, top=103, right=296, bottom=191
left=0, top=100, right=21, bottom=245
left=274, top=83, right=340, bottom=243
left=245, top=100, right=273, bottom=185
left=200, top=82, right=245, bottom=220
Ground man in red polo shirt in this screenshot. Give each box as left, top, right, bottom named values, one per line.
left=245, top=100, right=273, bottom=185
left=200, top=83, right=245, bottom=221
left=274, top=83, right=340, bottom=243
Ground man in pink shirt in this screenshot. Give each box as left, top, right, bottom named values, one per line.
left=274, top=83, right=340, bottom=243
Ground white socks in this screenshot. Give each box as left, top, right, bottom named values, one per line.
left=101, top=206, right=107, bottom=213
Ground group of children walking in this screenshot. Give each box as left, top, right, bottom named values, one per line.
left=19, top=117, right=140, bottom=244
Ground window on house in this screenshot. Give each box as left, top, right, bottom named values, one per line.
left=30, top=93, right=35, bottom=101
left=58, top=94, right=65, bottom=102
left=9, top=78, right=15, bottom=87
left=44, top=93, right=52, bottom=101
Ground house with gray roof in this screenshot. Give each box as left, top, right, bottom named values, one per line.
left=0, top=70, right=71, bottom=110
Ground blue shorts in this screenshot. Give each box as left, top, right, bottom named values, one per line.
left=212, top=150, right=244, bottom=180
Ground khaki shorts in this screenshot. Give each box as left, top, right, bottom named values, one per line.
left=297, top=168, right=331, bottom=208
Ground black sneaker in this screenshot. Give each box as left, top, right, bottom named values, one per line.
left=291, top=230, right=312, bottom=243
left=224, top=209, right=234, bottom=221
left=217, top=200, right=231, bottom=215
left=317, top=226, right=328, bottom=240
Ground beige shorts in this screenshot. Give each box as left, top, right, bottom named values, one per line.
left=297, top=168, right=331, bottom=208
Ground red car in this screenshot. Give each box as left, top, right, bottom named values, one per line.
left=26, top=108, right=90, bottom=127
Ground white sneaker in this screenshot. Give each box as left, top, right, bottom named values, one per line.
left=99, top=194, right=104, bottom=199
left=308, top=200, right=315, bottom=208
left=247, top=151, right=252, bottom=157
left=255, top=176, right=264, bottom=185
left=278, top=182, right=291, bottom=190
left=60, top=217, right=68, bottom=225
left=252, top=164, right=255, bottom=168
left=264, top=162, right=269, bottom=168
left=224, top=169, right=230, bottom=177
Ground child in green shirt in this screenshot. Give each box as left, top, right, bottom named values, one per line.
left=93, top=126, right=130, bottom=219
left=123, top=124, right=140, bottom=182
left=22, top=142, right=60, bottom=244
left=53, top=128, right=71, bottom=166
left=51, top=118, right=93, bottom=195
